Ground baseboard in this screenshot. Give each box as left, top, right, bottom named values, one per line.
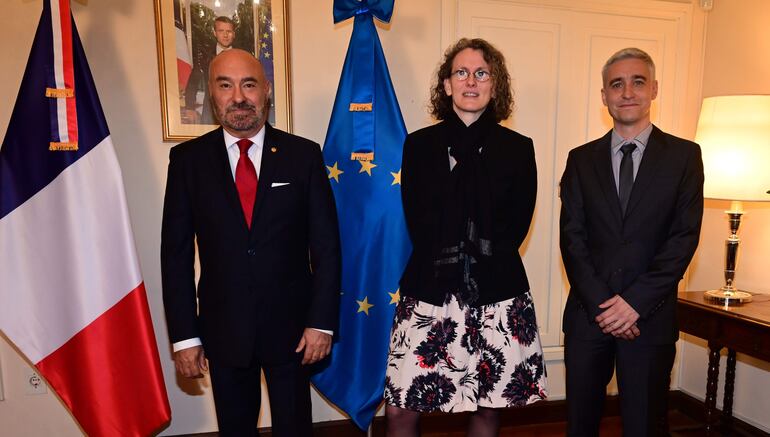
left=175, top=390, right=769, bottom=436
left=669, top=391, right=770, bottom=437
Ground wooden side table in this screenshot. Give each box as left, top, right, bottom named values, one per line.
left=677, top=291, right=770, bottom=434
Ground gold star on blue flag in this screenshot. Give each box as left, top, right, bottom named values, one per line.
left=358, top=159, right=377, bottom=176
left=356, top=296, right=374, bottom=315
left=390, top=169, right=401, bottom=185
left=311, top=0, right=410, bottom=431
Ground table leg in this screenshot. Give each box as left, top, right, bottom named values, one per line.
left=705, top=342, right=722, bottom=435
left=722, top=349, right=737, bottom=433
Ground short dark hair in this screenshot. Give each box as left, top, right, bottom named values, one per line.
left=429, top=38, right=513, bottom=122
left=214, top=16, right=235, bottom=27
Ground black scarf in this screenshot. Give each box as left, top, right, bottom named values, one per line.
left=432, top=108, right=496, bottom=307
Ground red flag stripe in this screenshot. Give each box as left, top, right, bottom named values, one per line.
left=36, top=284, right=171, bottom=436
left=177, top=59, right=192, bottom=90
left=58, top=0, right=78, bottom=142
left=50, top=0, right=78, bottom=144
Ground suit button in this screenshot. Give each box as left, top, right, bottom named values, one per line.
left=247, top=249, right=256, bottom=256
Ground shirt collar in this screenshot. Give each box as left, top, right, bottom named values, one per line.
left=611, top=123, right=653, bottom=155
left=224, top=125, right=266, bottom=152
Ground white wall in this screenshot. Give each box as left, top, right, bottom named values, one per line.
left=679, top=0, right=770, bottom=432
left=0, top=0, right=444, bottom=435
left=1, top=0, right=768, bottom=435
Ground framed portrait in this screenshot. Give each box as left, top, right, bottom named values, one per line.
left=154, top=0, right=291, bottom=141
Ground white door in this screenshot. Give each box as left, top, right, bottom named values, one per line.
left=444, top=0, right=706, bottom=395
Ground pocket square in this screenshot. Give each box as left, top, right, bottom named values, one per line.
left=271, top=182, right=290, bottom=187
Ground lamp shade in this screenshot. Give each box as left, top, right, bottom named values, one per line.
left=695, top=95, right=770, bottom=202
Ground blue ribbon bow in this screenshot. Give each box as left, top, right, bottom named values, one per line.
left=333, top=0, right=394, bottom=23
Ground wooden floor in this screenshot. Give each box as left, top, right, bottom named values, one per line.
left=178, top=391, right=770, bottom=436
left=183, top=411, right=755, bottom=437
left=427, top=411, right=703, bottom=436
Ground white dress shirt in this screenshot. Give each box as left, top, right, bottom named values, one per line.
left=215, top=44, right=231, bottom=55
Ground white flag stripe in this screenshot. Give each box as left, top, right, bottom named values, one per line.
left=56, top=92, right=69, bottom=142
left=0, top=136, right=142, bottom=363
left=176, top=27, right=191, bottom=65
left=49, top=0, right=69, bottom=142
left=50, top=0, right=64, bottom=90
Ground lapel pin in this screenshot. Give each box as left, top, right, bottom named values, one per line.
left=271, top=147, right=277, bottom=153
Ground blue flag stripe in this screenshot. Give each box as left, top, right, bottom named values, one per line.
left=0, top=2, right=109, bottom=220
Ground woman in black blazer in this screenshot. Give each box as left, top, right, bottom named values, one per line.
left=384, top=38, right=547, bottom=437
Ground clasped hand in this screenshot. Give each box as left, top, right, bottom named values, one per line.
left=595, top=294, right=640, bottom=340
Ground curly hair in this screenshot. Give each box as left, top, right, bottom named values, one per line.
left=429, top=38, right=513, bottom=122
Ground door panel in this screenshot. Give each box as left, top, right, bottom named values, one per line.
left=445, top=1, right=705, bottom=381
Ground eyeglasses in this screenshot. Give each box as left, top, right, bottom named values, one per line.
left=451, top=69, right=492, bottom=82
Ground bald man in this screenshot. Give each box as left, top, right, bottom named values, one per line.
left=162, top=49, right=341, bottom=436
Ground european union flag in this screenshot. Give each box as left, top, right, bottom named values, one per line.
left=311, top=0, right=410, bottom=430
left=256, top=4, right=277, bottom=126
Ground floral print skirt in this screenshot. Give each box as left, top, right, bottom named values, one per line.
left=384, top=291, right=547, bottom=413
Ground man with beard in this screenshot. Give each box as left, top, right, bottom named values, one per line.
left=161, top=49, right=341, bottom=436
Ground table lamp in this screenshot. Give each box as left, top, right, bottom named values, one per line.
left=694, top=95, right=770, bottom=304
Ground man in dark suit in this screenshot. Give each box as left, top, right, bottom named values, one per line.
left=559, top=47, right=704, bottom=436
left=162, top=48, right=340, bottom=436
left=182, top=16, right=236, bottom=124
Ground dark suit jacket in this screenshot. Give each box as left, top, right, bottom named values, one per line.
left=399, top=121, right=537, bottom=306
left=184, top=47, right=215, bottom=124
left=560, top=125, right=703, bottom=344
left=161, top=125, right=340, bottom=367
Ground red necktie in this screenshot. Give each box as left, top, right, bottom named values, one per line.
left=235, top=139, right=258, bottom=228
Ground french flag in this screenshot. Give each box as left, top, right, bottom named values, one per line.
left=174, top=0, right=192, bottom=90
left=0, top=1, right=171, bottom=435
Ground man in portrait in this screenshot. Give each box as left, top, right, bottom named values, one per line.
left=182, top=15, right=236, bottom=124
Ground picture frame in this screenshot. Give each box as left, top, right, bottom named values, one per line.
left=154, top=0, right=291, bottom=141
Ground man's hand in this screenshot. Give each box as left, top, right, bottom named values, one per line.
left=615, top=323, right=641, bottom=340
left=595, top=294, right=640, bottom=337
left=295, top=328, right=332, bottom=365
left=174, top=345, right=207, bottom=378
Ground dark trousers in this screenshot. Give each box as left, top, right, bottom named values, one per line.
left=209, top=356, right=313, bottom=437
left=565, top=334, right=675, bottom=437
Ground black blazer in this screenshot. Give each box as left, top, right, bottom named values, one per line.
left=161, top=125, right=340, bottom=367
left=184, top=47, right=215, bottom=124
left=560, top=126, right=703, bottom=344
left=399, top=121, right=537, bottom=306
